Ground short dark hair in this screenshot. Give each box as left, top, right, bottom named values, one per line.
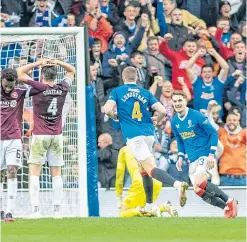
left=92, top=38, right=102, bottom=46
left=183, top=37, right=197, bottom=46
left=216, top=16, right=230, bottom=25
left=1, top=68, right=18, bottom=82
left=130, top=50, right=144, bottom=59
left=202, top=64, right=214, bottom=71
left=41, top=66, right=57, bottom=81
left=172, top=90, right=187, bottom=99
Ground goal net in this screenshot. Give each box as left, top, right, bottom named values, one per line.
left=0, top=27, right=99, bottom=217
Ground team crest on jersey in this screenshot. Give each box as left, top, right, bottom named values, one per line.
left=10, top=100, right=17, bottom=107
left=11, top=92, right=18, bottom=99
left=187, top=120, right=194, bottom=128
left=176, top=124, right=180, bottom=128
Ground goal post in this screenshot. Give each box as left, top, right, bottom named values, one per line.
left=0, top=26, right=99, bottom=217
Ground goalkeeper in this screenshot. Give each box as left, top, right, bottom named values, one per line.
left=116, top=146, right=178, bottom=218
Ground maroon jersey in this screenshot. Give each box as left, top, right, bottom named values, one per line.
left=32, top=77, right=71, bottom=135
left=1, top=80, right=47, bottom=140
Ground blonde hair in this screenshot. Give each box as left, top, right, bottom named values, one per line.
left=172, top=90, right=187, bottom=99
left=122, top=67, right=137, bottom=83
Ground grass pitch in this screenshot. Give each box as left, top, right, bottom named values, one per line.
left=2, top=217, right=246, bottom=242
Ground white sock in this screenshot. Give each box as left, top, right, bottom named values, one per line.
left=52, top=176, right=63, bottom=211
left=7, top=178, right=17, bottom=214
left=173, top=181, right=182, bottom=190
left=0, top=182, right=3, bottom=211
left=29, top=176, right=40, bottom=212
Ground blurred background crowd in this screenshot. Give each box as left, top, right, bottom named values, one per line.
left=0, top=0, right=246, bottom=189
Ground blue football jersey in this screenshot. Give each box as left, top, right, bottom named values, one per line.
left=193, top=76, right=224, bottom=112
left=108, top=84, right=158, bottom=141
left=171, top=108, right=218, bottom=162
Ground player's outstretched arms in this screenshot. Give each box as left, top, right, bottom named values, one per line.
left=55, top=60, right=76, bottom=81
left=176, top=157, right=183, bottom=171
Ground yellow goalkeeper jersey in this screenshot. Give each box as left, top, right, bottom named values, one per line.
left=116, top=146, right=162, bottom=208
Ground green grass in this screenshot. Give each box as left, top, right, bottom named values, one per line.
left=1, top=217, right=246, bottom=242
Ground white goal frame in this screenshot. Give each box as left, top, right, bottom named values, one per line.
left=0, top=27, right=88, bottom=217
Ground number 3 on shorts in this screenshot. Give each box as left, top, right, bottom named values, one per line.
left=132, top=101, right=143, bottom=121
left=198, top=158, right=204, bottom=165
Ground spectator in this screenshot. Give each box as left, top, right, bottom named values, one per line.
left=218, top=112, right=246, bottom=186
left=186, top=48, right=229, bottom=115
left=97, top=133, right=119, bottom=188
left=99, top=0, right=120, bottom=27
left=215, top=28, right=242, bottom=59
left=89, top=63, right=105, bottom=135
left=228, top=75, right=246, bottom=128
left=162, top=0, right=206, bottom=28
left=51, top=12, right=76, bottom=27
left=227, top=41, right=246, bottom=76
left=135, top=11, right=160, bottom=52
left=27, top=0, right=58, bottom=27
left=218, top=0, right=243, bottom=32
left=144, top=36, right=171, bottom=81
left=82, top=7, right=113, bottom=53
left=103, top=14, right=147, bottom=78
left=114, top=4, right=138, bottom=40
left=153, top=111, right=170, bottom=171
left=113, top=50, right=150, bottom=89
left=157, top=1, right=193, bottom=51
left=240, top=21, right=247, bottom=44
left=90, top=38, right=104, bottom=77
left=216, top=17, right=232, bottom=46
left=177, top=0, right=219, bottom=27
left=206, top=100, right=225, bottom=128
left=159, top=34, right=205, bottom=95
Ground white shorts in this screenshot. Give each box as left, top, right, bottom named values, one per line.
left=28, top=134, right=64, bottom=167
left=1, top=139, right=22, bottom=170
left=189, top=156, right=212, bottom=185
left=126, top=136, right=154, bottom=161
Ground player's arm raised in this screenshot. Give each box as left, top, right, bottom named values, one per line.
left=17, top=59, right=44, bottom=83
left=55, top=60, right=76, bottom=82
left=17, top=60, right=48, bottom=96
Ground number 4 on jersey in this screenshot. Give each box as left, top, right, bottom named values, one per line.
left=132, top=101, right=143, bottom=121
left=47, top=98, right=58, bottom=116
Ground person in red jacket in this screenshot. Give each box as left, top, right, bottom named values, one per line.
left=215, top=28, right=242, bottom=60
left=158, top=33, right=205, bottom=95
left=82, top=5, right=113, bottom=53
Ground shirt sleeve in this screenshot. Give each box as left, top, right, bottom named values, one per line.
left=171, top=119, right=186, bottom=159
left=197, top=112, right=218, bottom=155
left=108, top=88, right=117, bottom=104
left=62, top=77, right=72, bottom=87
left=26, top=80, right=47, bottom=98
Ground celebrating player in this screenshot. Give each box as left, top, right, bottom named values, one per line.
left=1, top=64, right=48, bottom=222
left=17, top=59, right=75, bottom=219
left=116, top=146, right=178, bottom=217
left=102, top=66, right=189, bottom=213
left=171, top=90, right=238, bottom=218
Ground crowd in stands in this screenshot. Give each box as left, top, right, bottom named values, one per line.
left=0, top=0, right=246, bottom=188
